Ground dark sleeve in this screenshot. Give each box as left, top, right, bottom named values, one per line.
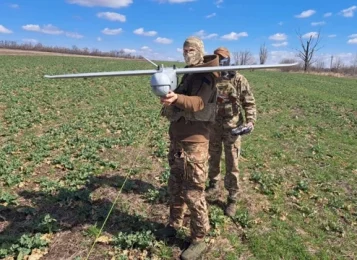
left=174, top=73, right=215, bottom=112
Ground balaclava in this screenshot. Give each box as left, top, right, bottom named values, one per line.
left=183, top=36, right=204, bottom=66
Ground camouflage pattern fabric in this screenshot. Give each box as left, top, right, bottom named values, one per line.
left=208, top=125, right=241, bottom=200
left=208, top=72, right=256, bottom=200
left=183, top=36, right=204, bottom=66
left=215, top=73, right=256, bottom=128
left=183, top=36, right=205, bottom=55
left=168, top=140, right=210, bottom=240
left=233, top=73, right=256, bottom=124
left=215, top=79, right=239, bottom=127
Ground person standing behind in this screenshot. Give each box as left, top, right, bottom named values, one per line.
left=157, top=36, right=219, bottom=260
left=207, top=47, right=257, bottom=217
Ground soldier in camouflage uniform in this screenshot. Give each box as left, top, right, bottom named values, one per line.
left=207, top=47, right=257, bottom=217
left=157, top=36, right=219, bottom=260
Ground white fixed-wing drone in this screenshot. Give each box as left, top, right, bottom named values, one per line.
left=45, top=58, right=298, bottom=97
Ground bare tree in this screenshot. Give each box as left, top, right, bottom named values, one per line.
left=259, top=43, right=268, bottom=64
left=296, top=29, right=323, bottom=72
left=314, top=59, right=325, bottom=71
left=232, top=50, right=255, bottom=65
left=332, top=57, right=344, bottom=72
left=353, top=53, right=357, bottom=75
left=232, top=51, right=239, bottom=65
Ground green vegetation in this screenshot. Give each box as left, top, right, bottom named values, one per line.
left=0, top=55, right=356, bottom=259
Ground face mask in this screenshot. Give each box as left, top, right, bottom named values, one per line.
left=219, top=57, right=234, bottom=79
left=219, top=57, right=230, bottom=66
left=183, top=50, right=202, bottom=66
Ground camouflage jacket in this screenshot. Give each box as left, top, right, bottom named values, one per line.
left=215, top=72, right=256, bottom=129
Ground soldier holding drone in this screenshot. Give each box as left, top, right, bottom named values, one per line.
left=45, top=37, right=296, bottom=260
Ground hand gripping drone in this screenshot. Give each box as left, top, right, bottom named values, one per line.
left=44, top=58, right=298, bottom=97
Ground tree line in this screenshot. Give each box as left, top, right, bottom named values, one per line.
left=232, top=31, right=357, bottom=76
left=0, top=40, right=144, bottom=60
left=1, top=36, right=357, bottom=76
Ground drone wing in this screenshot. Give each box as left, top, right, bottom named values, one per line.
left=44, top=63, right=299, bottom=79
left=44, top=69, right=158, bottom=79
left=175, top=63, right=299, bottom=74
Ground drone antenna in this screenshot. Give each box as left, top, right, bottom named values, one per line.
left=143, top=56, right=158, bottom=68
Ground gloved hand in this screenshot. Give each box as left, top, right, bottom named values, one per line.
left=231, top=123, right=253, bottom=136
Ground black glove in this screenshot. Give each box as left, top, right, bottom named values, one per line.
left=231, top=125, right=252, bottom=136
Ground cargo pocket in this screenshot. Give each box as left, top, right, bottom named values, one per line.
left=183, top=150, right=208, bottom=186
left=169, top=146, right=185, bottom=176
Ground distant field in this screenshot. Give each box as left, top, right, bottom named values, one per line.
left=0, top=48, right=98, bottom=57
left=0, top=55, right=356, bottom=259
left=0, top=48, right=143, bottom=61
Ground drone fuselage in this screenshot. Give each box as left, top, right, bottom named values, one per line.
left=44, top=62, right=299, bottom=97
left=150, top=68, right=177, bottom=97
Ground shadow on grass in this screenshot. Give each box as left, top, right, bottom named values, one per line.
left=0, top=173, right=185, bottom=258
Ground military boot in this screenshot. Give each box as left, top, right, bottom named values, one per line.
left=154, top=225, right=177, bottom=239
left=225, top=198, right=237, bottom=217
left=180, top=240, right=206, bottom=260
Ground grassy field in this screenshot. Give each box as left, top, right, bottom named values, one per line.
left=0, top=55, right=356, bottom=260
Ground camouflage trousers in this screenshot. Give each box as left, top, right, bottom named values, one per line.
left=167, top=140, right=210, bottom=241
left=208, top=123, right=241, bottom=200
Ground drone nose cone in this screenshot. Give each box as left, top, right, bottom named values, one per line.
left=150, top=72, right=171, bottom=86
left=150, top=72, right=171, bottom=96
